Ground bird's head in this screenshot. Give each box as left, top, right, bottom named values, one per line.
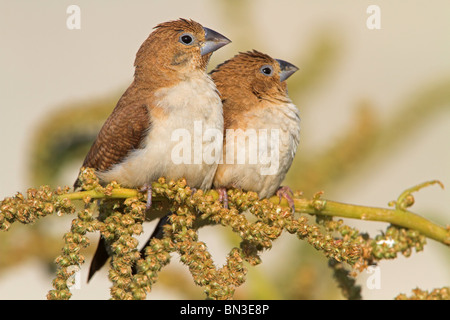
left=134, top=18, right=230, bottom=82
left=211, top=50, right=298, bottom=103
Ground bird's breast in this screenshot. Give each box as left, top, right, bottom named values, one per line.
left=215, top=100, right=300, bottom=198
left=99, top=74, right=223, bottom=190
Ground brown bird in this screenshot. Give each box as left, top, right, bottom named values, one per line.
left=75, top=18, right=230, bottom=281
left=211, top=50, right=300, bottom=209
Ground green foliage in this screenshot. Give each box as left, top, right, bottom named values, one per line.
left=1, top=169, right=448, bottom=300
left=0, top=186, right=75, bottom=232
left=395, top=287, right=450, bottom=300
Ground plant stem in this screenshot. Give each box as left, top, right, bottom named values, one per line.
left=285, top=197, right=449, bottom=245
left=58, top=188, right=450, bottom=247
left=61, top=189, right=140, bottom=201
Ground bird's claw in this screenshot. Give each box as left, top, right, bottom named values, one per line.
left=190, top=187, right=198, bottom=199
left=140, top=184, right=152, bottom=210
left=218, top=187, right=229, bottom=209
left=276, top=186, right=295, bottom=213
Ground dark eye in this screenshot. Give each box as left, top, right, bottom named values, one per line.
left=179, top=33, right=194, bottom=45
left=260, top=65, right=273, bottom=76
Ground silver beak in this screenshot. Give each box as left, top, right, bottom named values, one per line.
left=276, top=59, right=299, bottom=81
left=200, top=27, right=231, bottom=56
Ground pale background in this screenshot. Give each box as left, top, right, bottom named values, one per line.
left=0, top=0, right=449, bottom=299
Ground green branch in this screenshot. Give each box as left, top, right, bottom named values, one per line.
left=56, top=181, right=449, bottom=247
left=2, top=169, right=448, bottom=300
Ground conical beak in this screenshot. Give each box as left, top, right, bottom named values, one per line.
left=276, top=59, right=299, bottom=82
left=201, top=27, right=231, bottom=56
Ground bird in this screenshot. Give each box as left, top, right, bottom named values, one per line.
left=211, top=50, right=300, bottom=210
left=74, top=18, right=231, bottom=281
left=134, top=51, right=299, bottom=275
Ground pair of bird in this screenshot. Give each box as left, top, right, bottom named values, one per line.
left=74, top=18, right=301, bottom=281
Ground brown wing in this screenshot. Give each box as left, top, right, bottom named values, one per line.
left=74, top=102, right=150, bottom=188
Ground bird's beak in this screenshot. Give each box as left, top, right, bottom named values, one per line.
left=276, top=59, right=299, bottom=82
left=201, top=27, right=231, bottom=56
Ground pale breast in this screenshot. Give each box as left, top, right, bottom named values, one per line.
left=99, top=72, right=223, bottom=190
left=214, top=100, right=300, bottom=198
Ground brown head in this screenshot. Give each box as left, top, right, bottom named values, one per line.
left=134, top=18, right=230, bottom=84
left=211, top=50, right=298, bottom=128
left=211, top=50, right=298, bottom=104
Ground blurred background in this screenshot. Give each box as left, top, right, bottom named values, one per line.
left=0, top=0, right=449, bottom=299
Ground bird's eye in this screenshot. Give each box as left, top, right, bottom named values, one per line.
left=260, top=65, right=273, bottom=76
left=179, top=33, right=194, bottom=45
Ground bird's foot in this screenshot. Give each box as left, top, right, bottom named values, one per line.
left=276, top=186, right=295, bottom=213
left=140, top=184, right=153, bottom=210
left=217, top=187, right=229, bottom=209
left=190, top=187, right=197, bottom=199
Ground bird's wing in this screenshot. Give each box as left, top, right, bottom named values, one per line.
left=74, top=103, right=150, bottom=188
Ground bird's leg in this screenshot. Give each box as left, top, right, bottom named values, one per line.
left=140, top=183, right=152, bottom=210
left=276, top=186, right=295, bottom=213
left=217, top=187, right=229, bottom=209
left=190, top=187, right=197, bottom=199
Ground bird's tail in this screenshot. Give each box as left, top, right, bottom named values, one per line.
left=87, top=237, right=110, bottom=282
left=132, top=214, right=170, bottom=275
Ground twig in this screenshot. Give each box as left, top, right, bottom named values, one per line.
left=56, top=181, right=450, bottom=247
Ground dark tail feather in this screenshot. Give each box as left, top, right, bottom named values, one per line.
left=87, top=237, right=110, bottom=282
left=88, top=214, right=170, bottom=280
left=144, top=214, right=170, bottom=244
left=132, top=214, right=170, bottom=275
